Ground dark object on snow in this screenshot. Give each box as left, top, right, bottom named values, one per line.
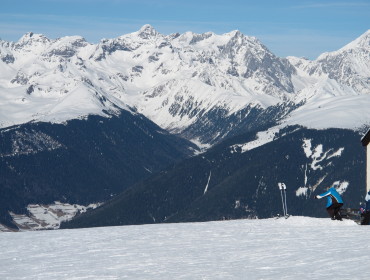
left=340, top=208, right=361, bottom=224
left=360, top=191, right=370, bottom=225
left=361, top=212, right=370, bottom=225
left=326, top=203, right=343, bottom=221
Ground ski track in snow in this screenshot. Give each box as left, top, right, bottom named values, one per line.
left=1, top=217, right=369, bottom=280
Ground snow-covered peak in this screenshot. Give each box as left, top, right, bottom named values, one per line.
left=340, top=29, right=370, bottom=51
left=97, top=24, right=163, bottom=55
left=227, top=30, right=241, bottom=37
left=0, top=26, right=369, bottom=136
left=54, top=35, right=87, bottom=46
left=138, top=24, right=158, bottom=35
left=317, top=30, right=370, bottom=61
left=13, top=32, right=51, bottom=57
left=43, top=36, right=89, bottom=58
left=219, top=30, right=275, bottom=63
left=135, top=24, right=161, bottom=40
left=308, top=30, right=370, bottom=95
left=224, top=30, right=261, bottom=46
left=17, top=32, right=50, bottom=46
left=172, top=31, right=219, bottom=47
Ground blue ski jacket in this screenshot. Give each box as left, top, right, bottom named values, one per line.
left=365, top=191, right=370, bottom=210
left=316, top=187, right=343, bottom=208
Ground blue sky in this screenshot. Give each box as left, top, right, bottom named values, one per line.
left=1, top=0, right=369, bottom=59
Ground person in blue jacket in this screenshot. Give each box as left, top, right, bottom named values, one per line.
left=360, top=191, right=370, bottom=225
left=315, top=187, right=344, bottom=220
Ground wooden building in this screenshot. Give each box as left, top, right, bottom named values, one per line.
left=362, top=129, right=370, bottom=194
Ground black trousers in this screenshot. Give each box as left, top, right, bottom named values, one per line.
left=361, top=211, right=370, bottom=225
left=326, top=203, right=343, bottom=220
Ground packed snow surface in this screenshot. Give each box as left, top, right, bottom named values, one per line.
left=1, top=216, right=369, bottom=279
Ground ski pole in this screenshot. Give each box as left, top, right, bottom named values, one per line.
left=282, top=183, right=288, bottom=217
left=278, top=183, right=286, bottom=216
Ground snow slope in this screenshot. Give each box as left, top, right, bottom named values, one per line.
left=1, top=217, right=368, bottom=280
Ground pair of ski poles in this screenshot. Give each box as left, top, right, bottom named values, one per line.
left=278, top=183, right=289, bottom=218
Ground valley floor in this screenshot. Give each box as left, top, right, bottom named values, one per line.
left=0, top=217, right=369, bottom=279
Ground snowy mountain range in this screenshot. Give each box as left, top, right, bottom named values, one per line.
left=1, top=26, right=370, bottom=230
left=1, top=25, right=369, bottom=144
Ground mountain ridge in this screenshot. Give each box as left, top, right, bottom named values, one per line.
left=1, top=26, right=369, bottom=146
